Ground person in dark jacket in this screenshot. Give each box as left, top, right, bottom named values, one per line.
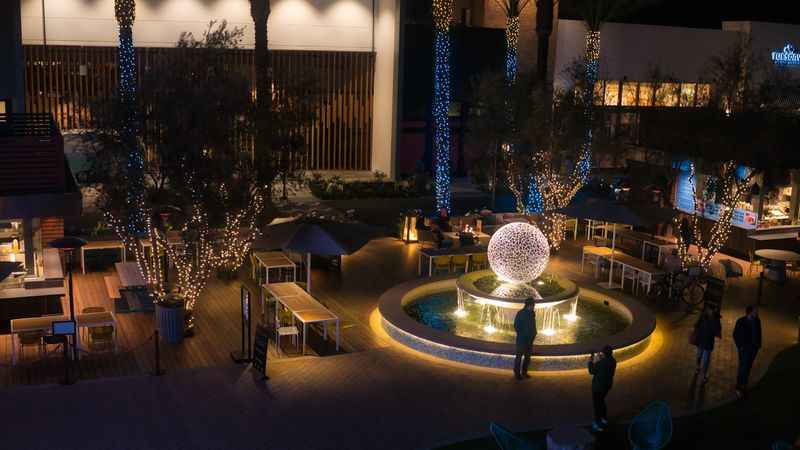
left=693, top=306, right=722, bottom=383
left=588, top=345, right=617, bottom=431
left=733, top=305, right=762, bottom=397
left=513, top=299, right=537, bottom=380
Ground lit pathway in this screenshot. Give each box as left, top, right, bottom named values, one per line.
left=1, top=238, right=798, bottom=450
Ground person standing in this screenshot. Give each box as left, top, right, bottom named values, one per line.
left=588, top=345, right=617, bottom=432
left=513, top=299, right=537, bottom=380
left=733, top=305, right=762, bottom=397
left=693, top=306, right=722, bottom=383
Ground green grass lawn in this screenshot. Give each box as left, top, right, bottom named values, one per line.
left=437, top=344, right=800, bottom=450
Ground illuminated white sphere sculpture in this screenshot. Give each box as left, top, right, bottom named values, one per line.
left=487, top=222, right=550, bottom=284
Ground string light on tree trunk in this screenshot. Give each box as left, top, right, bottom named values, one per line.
left=432, top=0, right=455, bottom=213
left=579, top=30, right=600, bottom=182
left=115, top=0, right=145, bottom=234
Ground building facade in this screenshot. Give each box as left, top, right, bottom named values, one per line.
left=13, top=0, right=400, bottom=176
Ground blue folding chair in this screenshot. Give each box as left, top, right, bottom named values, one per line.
left=628, top=401, right=673, bottom=450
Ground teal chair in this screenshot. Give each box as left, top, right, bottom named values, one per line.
left=772, top=441, right=794, bottom=450
left=628, top=401, right=672, bottom=450
left=489, top=423, right=543, bottom=450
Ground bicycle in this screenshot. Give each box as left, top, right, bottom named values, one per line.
left=648, top=267, right=707, bottom=310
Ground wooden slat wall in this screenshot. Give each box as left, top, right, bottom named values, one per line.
left=23, top=45, right=375, bottom=171
left=39, top=217, right=64, bottom=246
left=0, top=135, right=65, bottom=194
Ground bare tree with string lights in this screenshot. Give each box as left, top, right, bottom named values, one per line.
left=86, top=22, right=269, bottom=313
left=674, top=161, right=756, bottom=272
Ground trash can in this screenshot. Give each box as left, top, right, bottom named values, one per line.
left=156, top=293, right=185, bottom=344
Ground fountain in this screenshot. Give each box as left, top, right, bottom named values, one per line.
left=378, top=223, right=657, bottom=370
left=454, top=222, right=580, bottom=339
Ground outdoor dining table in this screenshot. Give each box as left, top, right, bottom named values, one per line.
left=264, top=282, right=340, bottom=355
left=418, top=245, right=488, bottom=276
left=617, top=229, right=677, bottom=266
left=755, top=249, right=800, bottom=282
left=580, top=245, right=627, bottom=287
left=9, top=311, right=117, bottom=365
left=81, top=240, right=126, bottom=274
left=252, top=251, right=297, bottom=285
left=442, top=231, right=491, bottom=246
left=115, top=262, right=147, bottom=288
left=610, top=253, right=665, bottom=294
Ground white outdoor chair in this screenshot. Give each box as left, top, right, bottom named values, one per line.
left=277, top=325, right=300, bottom=354
left=621, top=265, right=638, bottom=294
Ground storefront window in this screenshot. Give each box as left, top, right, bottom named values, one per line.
left=695, top=84, right=711, bottom=107
left=593, top=81, right=605, bottom=106
left=604, top=81, right=620, bottom=106
left=655, top=83, right=679, bottom=107
left=638, top=83, right=654, bottom=106
left=0, top=219, right=43, bottom=284
left=621, top=82, right=637, bottom=106
left=679, top=83, right=696, bottom=107
left=761, top=186, right=793, bottom=226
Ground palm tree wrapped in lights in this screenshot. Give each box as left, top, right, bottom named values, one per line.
left=432, top=0, right=455, bottom=213
left=114, top=0, right=146, bottom=234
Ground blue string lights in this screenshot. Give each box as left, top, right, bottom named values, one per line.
left=115, top=0, right=145, bottom=234
left=432, top=0, right=454, bottom=213
left=579, top=30, right=600, bottom=183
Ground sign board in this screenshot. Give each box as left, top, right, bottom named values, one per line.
left=52, top=320, right=76, bottom=335
left=252, top=323, right=269, bottom=379
left=772, top=43, right=800, bottom=66
left=674, top=169, right=757, bottom=230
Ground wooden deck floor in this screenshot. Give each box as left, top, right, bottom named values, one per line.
left=0, top=261, right=371, bottom=387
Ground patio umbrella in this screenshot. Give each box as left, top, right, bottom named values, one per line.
left=557, top=196, right=673, bottom=289
left=254, top=217, right=382, bottom=293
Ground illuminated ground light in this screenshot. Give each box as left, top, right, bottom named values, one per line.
left=564, top=313, right=579, bottom=322
left=453, top=308, right=467, bottom=318
left=540, top=328, right=556, bottom=336
left=483, top=324, right=497, bottom=334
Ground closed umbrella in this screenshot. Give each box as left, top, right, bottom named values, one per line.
left=254, top=217, right=382, bottom=293
left=557, top=196, right=673, bottom=289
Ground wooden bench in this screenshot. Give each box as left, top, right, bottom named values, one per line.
left=104, top=275, right=121, bottom=300
left=104, top=275, right=128, bottom=312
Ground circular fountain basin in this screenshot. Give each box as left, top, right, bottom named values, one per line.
left=378, top=276, right=656, bottom=370
left=457, top=270, right=579, bottom=310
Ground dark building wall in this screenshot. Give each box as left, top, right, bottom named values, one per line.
left=0, top=0, right=24, bottom=112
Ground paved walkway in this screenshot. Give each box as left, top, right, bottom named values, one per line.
left=1, top=238, right=798, bottom=449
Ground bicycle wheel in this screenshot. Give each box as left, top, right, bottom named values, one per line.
left=681, top=282, right=705, bottom=307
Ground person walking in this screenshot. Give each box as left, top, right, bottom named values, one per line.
left=513, top=299, right=537, bottom=380
left=588, top=345, right=617, bottom=432
left=733, top=305, right=762, bottom=397
left=693, top=306, right=722, bottom=383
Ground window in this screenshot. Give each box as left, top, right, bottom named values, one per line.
left=655, top=83, right=679, bottom=107
left=604, top=81, right=620, bottom=106
left=593, top=81, right=605, bottom=106
left=680, top=84, right=696, bottom=107
left=0, top=99, right=7, bottom=114
left=638, top=83, right=654, bottom=106
left=620, top=82, right=638, bottom=106
left=695, top=84, right=711, bottom=107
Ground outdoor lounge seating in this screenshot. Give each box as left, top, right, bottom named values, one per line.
left=451, top=255, right=468, bottom=273
left=432, top=256, right=451, bottom=275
